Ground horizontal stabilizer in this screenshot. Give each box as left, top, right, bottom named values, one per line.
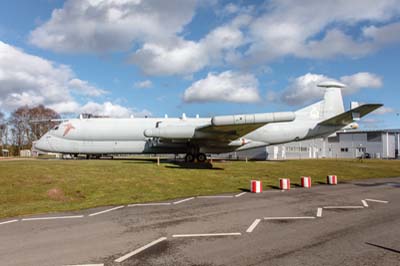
left=318, top=104, right=383, bottom=127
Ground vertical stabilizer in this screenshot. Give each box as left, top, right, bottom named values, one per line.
left=296, top=81, right=345, bottom=121
left=320, top=85, right=345, bottom=119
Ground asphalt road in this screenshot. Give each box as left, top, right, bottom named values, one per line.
left=1, top=177, right=399, bottom=266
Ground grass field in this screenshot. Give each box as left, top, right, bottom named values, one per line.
left=1, top=158, right=400, bottom=219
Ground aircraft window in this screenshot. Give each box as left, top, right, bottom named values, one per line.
left=53, top=126, right=59, bottom=130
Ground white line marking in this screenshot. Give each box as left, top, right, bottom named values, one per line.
left=64, top=264, right=104, bottom=266
left=323, top=206, right=364, bottom=209
left=235, top=192, right=247, bottom=198
left=197, top=195, right=234, bottom=198
left=22, top=215, right=84, bottom=221
left=172, top=233, right=241, bottom=238
left=361, top=200, right=368, bottom=207
left=246, top=219, right=261, bottom=233
left=264, top=216, right=316, bottom=220
left=0, top=219, right=18, bottom=225
left=88, top=205, right=124, bottom=217
left=173, top=197, right=195, bottom=205
left=365, top=198, right=389, bottom=204
left=128, top=203, right=171, bottom=207
left=316, top=208, right=323, bottom=217
left=115, top=237, right=167, bottom=262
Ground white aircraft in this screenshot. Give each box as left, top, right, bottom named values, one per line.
left=34, top=81, right=382, bottom=162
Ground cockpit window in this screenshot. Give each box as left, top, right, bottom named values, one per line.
left=53, top=126, right=59, bottom=130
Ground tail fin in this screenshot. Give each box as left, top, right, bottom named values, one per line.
left=295, top=81, right=345, bottom=121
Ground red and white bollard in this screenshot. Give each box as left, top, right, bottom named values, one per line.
left=280, top=178, right=290, bottom=190
left=301, top=176, right=312, bottom=188
left=251, top=180, right=262, bottom=193
left=327, top=175, right=337, bottom=185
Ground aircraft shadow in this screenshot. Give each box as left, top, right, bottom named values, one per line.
left=165, top=161, right=223, bottom=170
left=121, top=159, right=159, bottom=164
left=120, top=158, right=223, bottom=169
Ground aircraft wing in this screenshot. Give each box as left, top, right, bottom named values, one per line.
left=317, top=104, right=383, bottom=127
left=144, top=111, right=296, bottom=143
left=196, top=112, right=296, bottom=142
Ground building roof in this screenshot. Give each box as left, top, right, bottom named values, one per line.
left=338, top=129, right=400, bottom=134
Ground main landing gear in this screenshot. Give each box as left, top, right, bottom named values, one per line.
left=185, top=152, right=207, bottom=163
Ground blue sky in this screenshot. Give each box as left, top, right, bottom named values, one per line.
left=0, top=0, right=399, bottom=128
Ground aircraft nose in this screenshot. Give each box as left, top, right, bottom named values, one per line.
left=34, top=136, right=50, bottom=152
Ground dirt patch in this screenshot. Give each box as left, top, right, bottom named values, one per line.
left=47, top=187, right=66, bottom=201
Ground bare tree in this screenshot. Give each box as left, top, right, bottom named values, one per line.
left=0, top=111, right=6, bottom=150
left=8, top=105, right=60, bottom=151
left=27, top=105, right=60, bottom=141
left=8, top=106, right=30, bottom=150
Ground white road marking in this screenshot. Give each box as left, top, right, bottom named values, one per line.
left=173, top=197, right=195, bottom=205
left=361, top=200, right=369, bottom=207
left=22, top=215, right=84, bottom=221
left=235, top=192, right=247, bottom=198
left=0, top=219, right=18, bottom=225
left=88, top=205, right=125, bottom=217
left=246, top=219, right=261, bottom=233
left=316, top=208, right=323, bottom=217
left=64, top=264, right=104, bottom=266
left=172, top=233, right=241, bottom=238
left=323, top=206, right=364, bottom=209
left=197, top=195, right=234, bottom=199
left=128, top=203, right=171, bottom=207
left=264, top=216, right=316, bottom=220
left=365, top=198, right=389, bottom=204
left=114, top=237, right=167, bottom=263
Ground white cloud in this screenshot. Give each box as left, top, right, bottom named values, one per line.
left=69, top=78, right=107, bottom=96
left=0, top=41, right=142, bottom=117
left=280, top=72, right=383, bottom=106
left=0, top=40, right=74, bottom=111
left=363, top=22, right=400, bottom=46
left=281, top=73, right=329, bottom=106
left=372, top=106, right=394, bottom=115
left=28, top=0, right=400, bottom=77
left=183, top=71, right=261, bottom=103
left=339, top=72, right=382, bottom=93
left=79, top=101, right=151, bottom=117
left=134, top=80, right=153, bottom=89
left=299, top=29, right=374, bottom=59
left=246, top=0, right=400, bottom=63
left=130, top=1, right=400, bottom=75
left=131, top=39, right=207, bottom=76
left=131, top=15, right=250, bottom=76
left=223, top=3, right=240, bottom=15
left=29, top=0, right=197, bottom=53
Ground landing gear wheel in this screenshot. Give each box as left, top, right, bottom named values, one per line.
left=197, top=153, right=207, bottom=163
left=185, top=153, right=195, bottom=162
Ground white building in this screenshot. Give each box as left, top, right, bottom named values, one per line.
left=223, top=129, right=400, bottom=160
